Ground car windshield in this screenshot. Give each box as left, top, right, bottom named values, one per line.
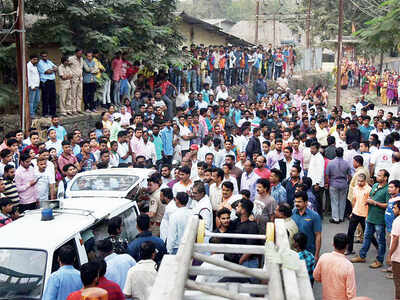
left=0, top=249, right=47, bottom=299
left=70, top=175, right=139, bottom=192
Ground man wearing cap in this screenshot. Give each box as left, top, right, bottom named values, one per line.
left=147, top=174, right=165, bottom=237
left=110, top=113, right=122, bottom=142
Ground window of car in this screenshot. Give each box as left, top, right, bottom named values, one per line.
left=70, top=175, right=140, bottom=192
left=51, top=239, right=80, bottom=273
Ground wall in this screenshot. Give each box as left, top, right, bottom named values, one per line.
left=178, top=22, right=227, bottom=47
left=0, top=113, right=100, bottom=140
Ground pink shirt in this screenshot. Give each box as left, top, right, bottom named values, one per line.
left=391, top=216, right=400, bottom=263
left=313, top=251, right=356, bottom=300
left=15, top=165, right=38, bottom=205
left=111, top=58, right=123, bottom=81
left=254, top=168, right=271, bottom=179
left=130, top=136, right=146, bottom=158
left=293, top=149, right=304, bottom=167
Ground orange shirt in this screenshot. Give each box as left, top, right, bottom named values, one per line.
left=352, top=184, right=371, bottom=218
left=313, top=251, right=356, bottom=300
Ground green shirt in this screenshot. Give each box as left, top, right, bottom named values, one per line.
left=367, top=183, right=389, bottom=225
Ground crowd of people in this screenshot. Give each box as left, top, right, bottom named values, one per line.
left=7, top=51, right=400, bottom=299
left=26, top=43, right=296, bottom=118
left=339, top=58, right=400, bottom=107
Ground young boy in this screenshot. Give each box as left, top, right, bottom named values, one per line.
left=387, top=200, right=400, bottom=299
left=294, top=232, right=315, bottom=285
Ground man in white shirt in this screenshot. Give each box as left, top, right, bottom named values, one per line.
left=142, top=131, right=157, bottom=165
left=27, top=54, right=41, bottom=117
left=178, top=116, right=194, bottom=157
left=190, top=181, right=213, bottom=232
left=34, top=157, right=55, bottom=207
left=215, top=139, right=235, bottom=168
left=308, top=142, right=325, bottom=216
left=167, top=192, right=192, bottom=254
left=370, top=120, right=390, bottom=145
left=370, top=135, right=394, bottom=177
left=117, top=131, right=132, bottom=164
left=316, top=119, right=329, bottom=147
left=276, top=73, right=289, bottom=90
left=160, top=187, right=177, bottom=242
left=124, top=241, right=158, bottom=300
left=240, top=160, right=259, bottom=202
left=45, top=128, right=63, bottom=155
left=176, top=86, right=189, bottom=108
left=198, top=136, right=213, bottom=161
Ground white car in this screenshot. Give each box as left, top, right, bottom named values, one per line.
left=0, top=197, right=136, bottom=299
left=63, top=168, right=156, bottom=200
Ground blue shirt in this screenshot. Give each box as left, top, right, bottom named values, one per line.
left=76, top=153, right=96, bottom=171
left=271, top=183, right=287, bottom=205
left=385, top=196, right=400, bottom=232
left=37, top=59, right=56, bottom=82
left=104, top=253, right=136, bottom=289
left=292, top=208, right=322, bottom=255
left=152, top=134, right=163, bottom=161
left=73, top=144, right=81, bottom=156
left=127, top=231, right=167, bottom=264
left=42, top=265, right=82, bottom=300
left=160, top=126, right=173, bottom=156
left=49, top=125, right=67, bottom=141
left=359, top=125, right=374, bottom=141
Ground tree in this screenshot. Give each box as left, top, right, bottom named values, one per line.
left=284, top=0, right=387, bottom=45
left=354, top=0, right=400, bottom=73
left=26, top=0, right=185, bottom=68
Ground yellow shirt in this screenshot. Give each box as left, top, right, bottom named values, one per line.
left=352, top=184, right=371, bottom=218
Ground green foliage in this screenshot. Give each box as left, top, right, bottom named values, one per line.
left=284, top=0, right=386, bottom=45
left=354, top=0, right=400, bottom=59
left=26, top=0, right=185, bottom=68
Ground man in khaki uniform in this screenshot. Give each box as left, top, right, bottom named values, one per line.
left=147, top=174, right=165, bottom=237
left=58, top=56, right=73, bottom=115
left=68, top=49, right=83, bottom=114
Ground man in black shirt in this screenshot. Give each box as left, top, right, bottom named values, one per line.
left=230, top=199, right=260, bottom=266
left=210, top=207, right=233, bottom=244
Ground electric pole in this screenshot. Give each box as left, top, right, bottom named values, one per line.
left=14, top=0, right=29, bottom=133
left=306, top=0, right=311, bottom=48
left=336, top=0, right=344, bottom=107
left=255, top=0, right=260, bottom=45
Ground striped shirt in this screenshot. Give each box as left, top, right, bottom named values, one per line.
left=3, top=178, right=19, bottom=204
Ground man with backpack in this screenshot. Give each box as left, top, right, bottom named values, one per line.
left=57, top=164, right=78, bottom=199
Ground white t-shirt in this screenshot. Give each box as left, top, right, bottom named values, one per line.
left=34, top=167, right=55, bottom=203
left=179, top=125, right=191, bottom=151
left=371, top=147, right=393, bottom=176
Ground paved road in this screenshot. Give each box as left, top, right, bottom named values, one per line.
left=312, top=218, right=393, bottom=300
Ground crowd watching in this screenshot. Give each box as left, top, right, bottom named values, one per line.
left=2, top=47, right=399, bottom=299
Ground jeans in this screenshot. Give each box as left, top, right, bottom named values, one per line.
left=267, top=64, right=274, bottom=80
left=83, top=82, right=96, bottom=110
left=329, top=186, right=347, bottom=221
left=120, top=79, right=130, bottom=99
left=40, top=79, right=57, bottom=116
left=189, top=70, right=197, bottom=92
left=347, top=214, right=378, bottom=253
left=162, top=95, right=173, bottom=120
left=28, top=87, right=40, bottom=116
left=113, top=80, right=121, bottom=106
left=102, top=79, right=111, bottom=105
left=275, top=65, right=283, bottom=80
left=360, top=221, right=386, bottom=263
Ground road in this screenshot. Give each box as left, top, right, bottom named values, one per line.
left=312, top=218, right=393, bottom=300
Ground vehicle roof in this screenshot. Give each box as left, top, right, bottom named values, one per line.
left=73, top=168, right=155, bottom=179
left=0, top=197, right=133, bottom=250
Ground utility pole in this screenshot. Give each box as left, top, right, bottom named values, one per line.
left=336, top=0, right=344, bottom=107
left=14, top=0, right=29, bottom=133
left=255, top=0, right=260, bottom=45
left=273, top=13, right=276, bottom=47
left=306, top=0, right=311, bottom=48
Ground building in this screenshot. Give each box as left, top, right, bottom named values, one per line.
left=176, top=12, right=253, bottom=47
